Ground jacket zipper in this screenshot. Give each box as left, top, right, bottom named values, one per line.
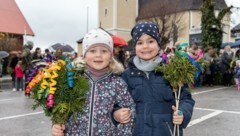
left=88, top=82, right=95, bottom=136
left=144, top=71, right=150, bottom=79
left=85, top=72, right=112, bottom=136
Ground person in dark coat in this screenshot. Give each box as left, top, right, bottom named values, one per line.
left=8, top=54, right=19, bottom=91
left=32, top=47, right=43, bottom=60
left=220, top=45, right=233, bottom=86
left=113, top=45, right=125, bottom=67
left=19, top=41, right=34, bottom=96
left=43, top=49, right=56, bottom=62
left=113, top=22, right=195, bottom=136
left=203, top=46, right=220, bottom=86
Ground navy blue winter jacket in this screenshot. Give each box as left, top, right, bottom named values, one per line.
left=121, top=59, right=195, bottom=136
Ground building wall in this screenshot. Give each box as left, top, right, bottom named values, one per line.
left=178, top=10, right=231, bottom=46
left=99, top=0, right=137, bottom=41
left=189, top=11, right=202, bottom=45
left=0, top=34, right=23, bottom=51
left=117, top=0, right=136, bottom=28
left=99, top=0, right=114, bottom=28
left=176, top=11, right=190, bottom=43
left=115, top=0, right=137, bottom=41
left=221, top=13, right=231, bottom=42
left=191, top=11, right=202, bottom=29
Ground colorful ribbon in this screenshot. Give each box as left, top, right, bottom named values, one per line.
left=66, top=62, right=74, bottom=88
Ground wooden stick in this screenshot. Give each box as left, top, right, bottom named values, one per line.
left=177, top=86, right=182, bottom=136
left=173, top=91, right=178, bottom=136
left=173, top=85, right=182, bottom=136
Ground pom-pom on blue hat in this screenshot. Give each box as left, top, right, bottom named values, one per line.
left=131, top=21, right=161, bottom=46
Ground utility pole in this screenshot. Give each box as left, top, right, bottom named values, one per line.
left=86, top=6, right=89, bottom=33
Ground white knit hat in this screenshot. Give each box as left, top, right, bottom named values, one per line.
left=82, top=28, right=113, bottom=57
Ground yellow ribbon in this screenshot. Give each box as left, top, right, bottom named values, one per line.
left=41, top=80, right=49, bottom=90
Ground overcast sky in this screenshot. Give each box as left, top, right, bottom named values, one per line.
left=15, top=0, right=240, bottom=51
left=15, top=0, right=98, bottom=51
left=226, top=0, right=240, bottom=27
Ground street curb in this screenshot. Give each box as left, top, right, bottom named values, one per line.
left=0, top=76, right=12, bottom=82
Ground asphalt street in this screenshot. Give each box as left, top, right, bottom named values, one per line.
left=0, top=80, right=240, bottom=136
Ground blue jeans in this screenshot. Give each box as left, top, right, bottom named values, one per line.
left=16, top=77, right=23, bottom=91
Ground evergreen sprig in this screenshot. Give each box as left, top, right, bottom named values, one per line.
left=31, top=62, right=89, bottom=124
left=201, top=0, right=232, bottom=49
left=155, top=56, right=196, bottom=91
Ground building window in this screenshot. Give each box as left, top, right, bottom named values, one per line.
left=104, top=8, right=108, bottom=16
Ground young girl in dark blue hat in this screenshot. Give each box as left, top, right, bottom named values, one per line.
left=113, top=22, right=195, bottom=136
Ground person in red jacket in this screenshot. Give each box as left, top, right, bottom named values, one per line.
left=14, top=60, right=24, bottom=91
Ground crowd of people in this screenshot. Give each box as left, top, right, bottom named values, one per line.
left=6, top=41, right=77, bottom=95
left=110, top=33, right=239, bottom=90
left=115, top=41, right=238, bottom=89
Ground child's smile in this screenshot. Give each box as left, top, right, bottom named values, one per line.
left=85, top=46, right=111, bottom=70
left=135, top=34, right=160, bottom=61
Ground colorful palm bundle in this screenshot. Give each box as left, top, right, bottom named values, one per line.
left=30, top=59, right=89, bottom=124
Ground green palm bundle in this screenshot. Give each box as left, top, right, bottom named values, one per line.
left=155, top=56, right=196, bottom=90
left=155, top=55, right=197, bottom=136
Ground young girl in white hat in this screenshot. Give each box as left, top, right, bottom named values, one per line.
left=52, top=28, right=135, bottom=136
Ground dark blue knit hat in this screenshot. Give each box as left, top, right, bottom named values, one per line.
left=131, top=22, right=161, bottom=46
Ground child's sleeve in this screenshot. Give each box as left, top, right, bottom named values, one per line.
left=237, top=69, right=240, bottom=77
left=179, top=87, right=195, bottom=128
left=115, top=79, right=135, bottom=135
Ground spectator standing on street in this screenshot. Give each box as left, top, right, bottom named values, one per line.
left=234, top=60, right=240, bottom=90
left=32, top=47, right=43, bottom=60
left=220, top=45, right=233, bottom=86
left=43, top=49, right=56, bottom=62
left=189, top=42, right=203, bottom=62
left=14, top=60, right=24, bottom=91
left=124, top=51, right=131, bottom=68
left=189, top=42, right=203, bottom=87
left=0, top=58, right=3, bottom=77
left=71, top=52, right=78, bottom=60
left=114, top=45, right=125, bottom=67
left=203, top=46, right=219, bottom=86
left=8, top=53, right=19, bottom=91
left=54, top=48, right=66, bottom=60
left=19, top=41, right=34, bottom=95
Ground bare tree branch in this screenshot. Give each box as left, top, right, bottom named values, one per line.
left=138, top=0, right=185, bottom=47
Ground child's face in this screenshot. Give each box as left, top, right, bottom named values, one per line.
left=85, top=45, right=111, bottom=70
left=135, top=34, right=159, bottom=61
